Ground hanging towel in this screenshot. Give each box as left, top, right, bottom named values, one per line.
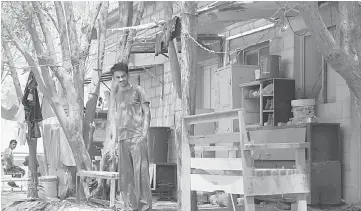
left=154, top=31, right=165, bottom=56
left=15, top=104, right=27, bottom=146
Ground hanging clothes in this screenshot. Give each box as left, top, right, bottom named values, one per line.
left=154, top=31, right=165, bottom=56
left=15, top=104, right=27, bottom=145
left=155, top=16, right=181, bottom=57
left=42, top=117, right=76, bottom=168
left=41, top=97, right=55, bottom=120
left=164, top=16, right=181, bottom=48
left=22, top=71, right=43, bottom=139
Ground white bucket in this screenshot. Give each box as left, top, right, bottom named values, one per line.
left=39, top=176, right=58, bottom=197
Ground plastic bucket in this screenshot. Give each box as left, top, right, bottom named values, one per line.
left=259, top=55, right=280, bottom=79
left=39, top=176, right=58, bottom=197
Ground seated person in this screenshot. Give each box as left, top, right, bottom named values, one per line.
left=2, top=140, right=25, bottom=187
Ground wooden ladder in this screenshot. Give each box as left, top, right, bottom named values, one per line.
left=180, top=108, right=310, bottom=211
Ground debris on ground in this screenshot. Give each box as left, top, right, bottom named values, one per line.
left=1, top=197, right=113, bottom=211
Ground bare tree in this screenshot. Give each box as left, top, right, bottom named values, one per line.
left=83, top=2, right=108, bottom=152
left=2, top=1, right=106, bottom=198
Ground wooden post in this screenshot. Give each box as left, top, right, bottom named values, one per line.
left=179, top=2, right=198, bottom=211
left=238, top=110, right=255, bottom=211
left=295, top=148, right=307, bottom=211
left=180, top=118, right=191, bottom=211
left=110, top=179, right=116, bottom=208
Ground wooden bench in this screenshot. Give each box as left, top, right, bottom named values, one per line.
left=76, top=170, right=119, bottom=208
left=181, top=108, right=310, bottom=211
left=1, top=176, right=30, bottom=192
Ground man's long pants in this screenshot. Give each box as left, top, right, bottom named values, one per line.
left=118, top=137, right=152, bottom=211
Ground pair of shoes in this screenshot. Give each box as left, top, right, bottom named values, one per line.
left=7, top=181, right=19, bottom=188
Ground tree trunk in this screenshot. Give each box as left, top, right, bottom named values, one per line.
left=178, top=2, right=198, bottom=211
left=1, top=41, right=23, bottom=120
left=84, top=2, right=109, bottom=150
left=5, top=1, right=103, bottom=199
left=299, top=2, right=361, bottom=109
left=2, top=41, right=23, bottom=102
left=62, top=118, right=92, bottom=198
left=300, top=3, right=361, bottom=202
left=92, top=79, right=118, bottom=199
left=27, top=137, right=39, bottom=198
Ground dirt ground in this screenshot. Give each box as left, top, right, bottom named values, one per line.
left=2, top=191, right=361, bottom=211
left=1, top=191, right=179, bottom=211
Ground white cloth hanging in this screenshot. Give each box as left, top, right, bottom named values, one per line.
left=15, top=104, right=27, bottom=145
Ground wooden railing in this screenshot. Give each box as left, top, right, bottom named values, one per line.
left=180, top=108, right=310, bottom=211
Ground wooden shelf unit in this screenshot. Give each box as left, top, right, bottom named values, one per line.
left=240, top=78, right=295, bottom=126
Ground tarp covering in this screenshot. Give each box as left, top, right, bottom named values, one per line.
left=42, top=117, right=76, bottom=168
left=1, top=104, right=18, bottom=121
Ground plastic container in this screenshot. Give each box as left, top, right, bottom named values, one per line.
left=254, top=69, right=261, bottom=80
left=291, top=99, right=316, bottom=107
left=39, top=176, right=58, bottom=197
left=292, top=105, right=315, bottom=117
left=147, top=127, right=171, bottom=164
left=259, top=55, right=280, bottom=79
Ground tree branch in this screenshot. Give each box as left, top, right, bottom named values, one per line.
left=339, top=2, right=361, bottom=62
left=120, top=2, right=145, bottom=63
left=2, top=41, right=23, bottom=101
left=299, top=2, right=361, bottom=99
left=3, top=25, right=48, bottom=98
left=84, top=1, right=109, bottom=150
left=63, top=2, right=80, bottom=64
left=31, top=1, right=71, bottom=91
left=54, top=1, right=72, bottom=71
left=83, top=2, right=102, bottom=61
left=117, top=1, right=133, bottom=63
left=22, top=2, right=58, bottom=97
left=4, top=16, right=71, bottom=131
left=62, top=2, right=85, bottom=118
left=46, top=10, right=59, bottom=33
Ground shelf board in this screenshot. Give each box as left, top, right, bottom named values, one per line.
left=245, top=96, right=259, bottom=99
left=245, top=95, right=273, bottom=99
left=239, top=81, right=262, bottom=88
left=263, top=110, right=274, bottom=112
left=240, top=78, right=295, bottom=88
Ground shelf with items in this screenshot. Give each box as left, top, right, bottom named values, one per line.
left=240, top=78, right=295, bottom=126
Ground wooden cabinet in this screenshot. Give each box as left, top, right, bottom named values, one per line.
left=214, top=64, right=258, bottom=133
left=306, top=123, right=341, bottom=205
left=240, top=78, right=295, bottom=126
left=150, top=163, right=177, bottom=200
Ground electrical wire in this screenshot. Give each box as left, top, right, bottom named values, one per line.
left=4, top=5, right=312, bottom=71
left=2, top=27, right=162, bottom=70
left=286, top=16, right=309, bottom=36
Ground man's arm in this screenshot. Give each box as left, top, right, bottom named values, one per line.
left=142, top=102, right=151, bottom=137
left=3, top=148, right=13, bottom=167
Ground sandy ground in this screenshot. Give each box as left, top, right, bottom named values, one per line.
left=1, top=191, right=179, bottom=211
left=2, top=190, right=360, bottom=211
